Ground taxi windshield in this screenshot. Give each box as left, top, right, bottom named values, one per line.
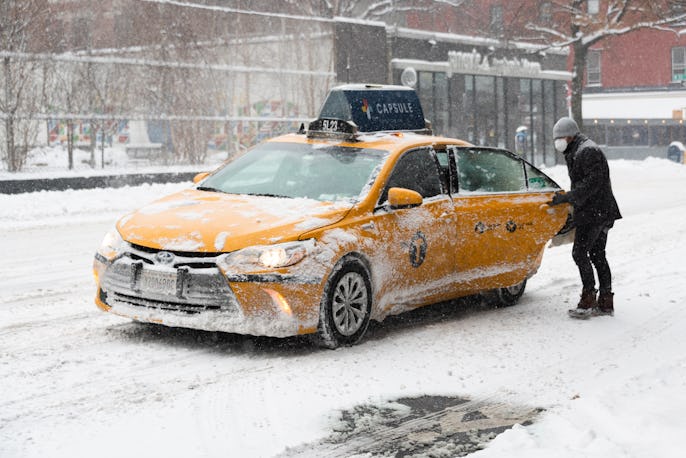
left=199, top=141, right=388, bottom=202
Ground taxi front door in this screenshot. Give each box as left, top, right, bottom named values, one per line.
left=370, top=148, right=457, bottom=315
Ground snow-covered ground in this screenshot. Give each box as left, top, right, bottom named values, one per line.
left=1, top=158, right=685, bottom=457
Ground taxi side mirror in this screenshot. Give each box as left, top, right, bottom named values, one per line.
left=193, top=172, right=210, bottom=183
left=388, top=187, right=423, bottom=209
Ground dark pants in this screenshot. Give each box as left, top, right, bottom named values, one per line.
left=572, top=224, right=612, bottom=293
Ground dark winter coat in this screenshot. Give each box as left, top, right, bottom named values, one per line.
left=562, top=134, right=622, bottom=227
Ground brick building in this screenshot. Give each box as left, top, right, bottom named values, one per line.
left=583, top=28, right=686, bottom=158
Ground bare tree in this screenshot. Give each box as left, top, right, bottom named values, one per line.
left=80, top=58, right=125, bottom=168
left=52, top=64, right=81, bottom=169
left=139, top=2, right=225, bottom=164
left=0, top=0, right=49, bottom=172
left=521, top=0, right=686, bottom=129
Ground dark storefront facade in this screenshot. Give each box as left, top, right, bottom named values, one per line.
left=334, top=20, right=571, bottom=166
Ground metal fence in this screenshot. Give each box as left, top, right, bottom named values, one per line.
left=1, top=8, right=336, bottom=172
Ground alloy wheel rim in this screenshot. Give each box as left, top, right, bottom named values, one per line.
left=332, top=272, right=368, bottom=336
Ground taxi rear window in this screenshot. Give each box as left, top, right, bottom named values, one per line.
left=454, top=148, right=561, bottom=193
left=319, top=89, right=426, bottom=132
left=456, top=148, right=526, bottom=193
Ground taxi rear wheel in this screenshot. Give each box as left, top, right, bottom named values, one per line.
left=483, top=279, right=527, bottom=307
left=315, top=261, right=372, bottom=349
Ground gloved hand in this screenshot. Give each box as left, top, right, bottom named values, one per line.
left=548, top=191, right=569, bottom=206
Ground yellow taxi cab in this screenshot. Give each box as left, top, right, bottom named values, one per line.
left=93, top=84, right=569, bottom=348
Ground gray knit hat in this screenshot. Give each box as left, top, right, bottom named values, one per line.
left=553, top=117, right=579, bottom=139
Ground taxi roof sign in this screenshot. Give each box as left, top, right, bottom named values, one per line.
left=316, top=84, right=430, bottom=134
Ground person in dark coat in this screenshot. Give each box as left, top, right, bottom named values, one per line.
left=548, top=117, right=622, bottom=319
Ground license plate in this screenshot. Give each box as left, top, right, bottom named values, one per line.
left=139, top=269, right=177, bottom=294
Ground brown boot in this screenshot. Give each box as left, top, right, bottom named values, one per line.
left=578, top=289, right=598, bottom=309
left=593, top=291, right=614, bottom=316
left=568, top=289, right=597, bottom=319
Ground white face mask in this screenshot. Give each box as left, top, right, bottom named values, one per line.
left=554, top=138, right=568, bottom=153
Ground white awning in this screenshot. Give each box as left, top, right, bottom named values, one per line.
left=583, top=91, right=686, bottom=120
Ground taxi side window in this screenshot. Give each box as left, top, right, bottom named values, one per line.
left=379, top=148, right=443, bottom=204
left=525, top=163, right=559, bottom=190
left=455, top=148, right=527, bottom=193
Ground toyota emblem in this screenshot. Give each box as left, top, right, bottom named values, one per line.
left=155, top=251, right=175, bottom=264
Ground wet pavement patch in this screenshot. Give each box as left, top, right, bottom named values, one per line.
left=280, top=395, right=543, bottom=457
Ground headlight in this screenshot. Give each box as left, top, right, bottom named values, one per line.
left=258, top=245, right=306, bottom=268
left=219, top=240, right=313, bottom=270
left=97, top=228, right=126, bottom=260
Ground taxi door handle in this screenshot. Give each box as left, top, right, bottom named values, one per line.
left=361, top=222, right=375, bottom=231
left=539, top=203, right=557, bottom=215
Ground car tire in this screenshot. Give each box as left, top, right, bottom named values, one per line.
left=314, top=260, right=372, bottom=349
left=483, top=279, right=527, bottom=307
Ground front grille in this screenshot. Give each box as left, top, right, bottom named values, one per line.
left=125, top=243, right=221, bottom=269
left=101, top=248, right=239, bottom=314
left=108, top=291, right=228, bottom=314
left=129, top=242, right=220, bottom=258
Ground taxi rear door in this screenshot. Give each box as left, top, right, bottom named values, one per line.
left=450, top=146, right=564, bottom=291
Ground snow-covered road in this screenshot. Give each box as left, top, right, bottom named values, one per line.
left=1, top=159, right=686, bottom=457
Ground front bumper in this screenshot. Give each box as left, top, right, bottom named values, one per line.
left=93, top=245, right=325, bottom=337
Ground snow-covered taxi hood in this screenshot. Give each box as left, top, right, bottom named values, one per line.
left=116, top=189, right=353, bottom=252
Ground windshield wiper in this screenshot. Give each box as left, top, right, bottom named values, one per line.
left=244, top=192, right=291, bottom=198
left=196, top=186, right=222, bottom=193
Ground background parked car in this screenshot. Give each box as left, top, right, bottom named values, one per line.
left=667, top=141, right=685, bottom=163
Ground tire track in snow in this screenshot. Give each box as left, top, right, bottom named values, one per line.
left=0, top=320, right=312, bottom=431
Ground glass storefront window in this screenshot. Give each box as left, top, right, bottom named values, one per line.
left=397, top=68, right=567, bottom=164
left=418, top=71, right=449, bottom=135
left=475, top=76, right=496, bottom=146
left=516, top=79, right=531, bottom=159
left=464, top=75, right=475, bottom=143
left=531, top=79, right=543, bottom=161
left=496, top=77, right=506, bottom=148
left=541, top=80, right=558, bottom=165
left=419, top=71, right=434, bottom=122
left=434, top=73, right=448, bottom=135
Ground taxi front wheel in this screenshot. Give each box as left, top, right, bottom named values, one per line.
left=483, top=279, right=527, bottom=307
left=314, top=260, right=372, bottom=349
